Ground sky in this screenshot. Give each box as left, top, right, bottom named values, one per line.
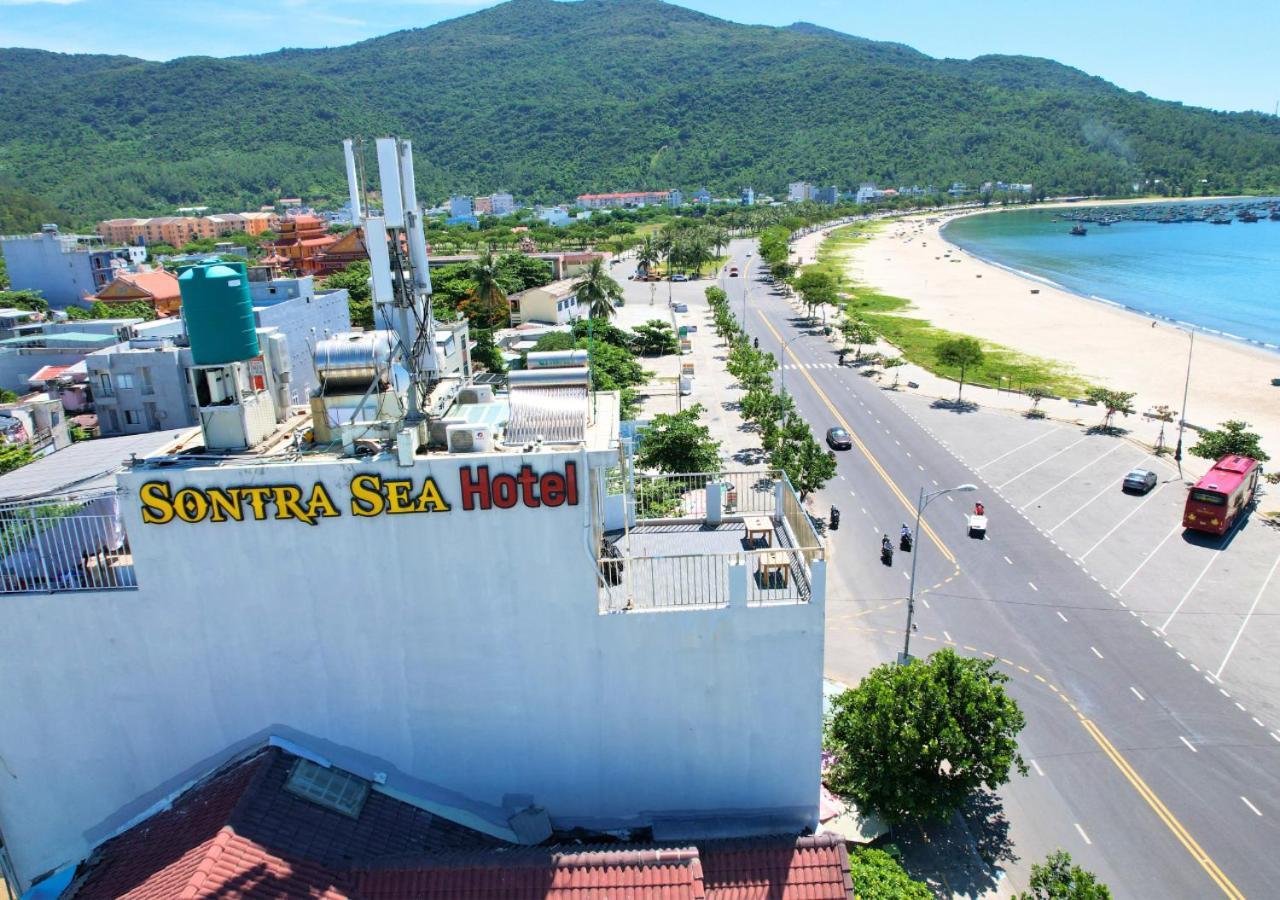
left=1, top=0, right=1277, bottom=114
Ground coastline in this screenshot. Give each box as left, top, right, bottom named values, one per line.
left=843, top=204, right=1280, bottom=460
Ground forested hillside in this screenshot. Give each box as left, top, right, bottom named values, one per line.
left=1, top=0, right=1277, bottom=226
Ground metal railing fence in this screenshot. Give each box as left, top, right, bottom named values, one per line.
left=0, top=492, right=134, bottom=593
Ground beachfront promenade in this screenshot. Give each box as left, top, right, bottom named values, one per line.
left=700, top=235, right=1278, bottom=898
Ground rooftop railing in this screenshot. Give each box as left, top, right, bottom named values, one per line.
left=0, top=491, right=135, bottom=594
left=598, top=469, right=824, bottom=613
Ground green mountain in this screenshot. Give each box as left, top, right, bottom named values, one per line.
left=1, top=0, right=1277, bottom=226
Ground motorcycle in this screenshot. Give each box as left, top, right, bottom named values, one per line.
left=829, top=506, right=840, bottom=531
left=900, top=531, right=912, bottom=552
left=880, top=541, right=893, bottom=566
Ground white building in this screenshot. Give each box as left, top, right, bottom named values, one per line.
left=786, top=182, right=810, bottom=203
left=741, top=187, right=755, bottom=206
left=490, top=192, right=516, bottom=216
left=855, top=183, right=880, bottom=204
left=449, top=195, right=473, bottom=218
left=536, top=206, right=571, bottom=227
left=0, top=364, right=826, bottom=893
left=508, top=278, right=580, bottom=326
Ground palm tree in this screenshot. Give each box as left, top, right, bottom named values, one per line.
left=573, top=257, right=624, bottom=319
left=462, top=249, right=509, bottom=327
left=637, top=235, right=660, bottom=276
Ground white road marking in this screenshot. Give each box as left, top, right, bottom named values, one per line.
left=996, top=435, right=1090, bottom=489
left=1161, top=550, right=1226, bottom=633
left=1191, top=663, right=1200, bottom=671
left=917, top=464, right=924, bottom=471
left=861, top=507, right=867, bottom=514
left=903, top=571, right=911, bottom=580
left=1176, top=651, right=1186, bottom=659
left=1090, top=646, right=1103, bottom=659
left=1272, top=732, right=1280, bottom=743
left=947, top=495, right=954, bottom=502
left=921, top=598, right=930, bottom=608
left=1081, top=483, right=1173, bottom=561
left=894, top=439, right=901, bottom=445
left=1253, top=717, right=1266, bottom=728
left=1241, top=797, right=1263, bottom=817
left=1057, top=611, right=1069, bottom=623
left=943, top=630, right=952, bottom=642
left=1179, top=736, right=1197, bottom=752
left=1003, top=556, right=1013, bottom=565
left=976, top=427, right=1059, bottom=471
left=931, top=479, right=939, bottom=486
left=1219, top=688, right=1230, bottom=698
left=1214, top=550, right=1280, bottom=679
left=1115, top=520, right=1183, bottom=592
left=1019, top=442, right=1127, bottom=511
left=1047, top=457, right=1152, bottom=533
left=1028, top=582, right=1039, bottom=592
left=1074, top=823, right=1092, bottom=845
left=1031, top=759, right=1045, bottom=777
left=1130, top=686, right=1145, bottom=701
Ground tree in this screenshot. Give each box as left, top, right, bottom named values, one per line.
left=769, top=411, right=836, bottom=499
left=825, top=648, right=1028, bottom=824
left=1189, top=420, right=1270, bottom=463
left=1015, top=850, right=1112, bottom=900
left=1025, top=385, right=1049, bottom=417
left=848, top=848, right=932, bottom=900
left=532, top=331, right=576, bottom=352
left=1151, top=404, right=1176, bottom=452
left=793, top=270, right=838, bottom=322
left=637, top=235, right=660, bottom=275
left=637, top=405, right=722, bottom=474
left=840, top=316, right=878, bottom=359
left=0, top=289, right=48, bottom=314
left=882, top=355, right=906, bottom=386
left=1084, top=387, right=1135, bottom=430
left=572, top=257, right=623, bottom=319
left=935, top=337, right=985, bottom=402
left=470, top=328, right=506, bottom=373
left=632, top=319, right=679, bottom=356
left=0, top=443, right=34, bottom=476
left=459, top=250, right=510, bottom=328
left=322, top=260, right=373, bottom=329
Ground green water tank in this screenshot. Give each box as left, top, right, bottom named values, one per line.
left=178, top=260, right=259, bottom=365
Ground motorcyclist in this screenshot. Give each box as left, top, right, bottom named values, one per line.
left=974, top=501, right=985, bottom=517
left=753, top=337, right=759, bottom=349
left=881, top=534, right=892, bottom=556
left=900, top=524, right=911, bottom=541
left=829, top=505, right=840, bottom=530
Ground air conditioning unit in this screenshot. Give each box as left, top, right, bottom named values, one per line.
left=446, top=423, right=494, bottom=453
left=456, top=385, right=494, bottom=405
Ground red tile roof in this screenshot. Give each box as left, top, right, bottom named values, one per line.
left=99, top=269, right=180, bottom=303
left=27, top=365, right=71, bottom=384
left=64, top=748, right=851, bottom=900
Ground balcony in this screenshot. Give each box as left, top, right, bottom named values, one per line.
left=598, top=470, right=825, bottom=613
left=0, top=492, right=135, bottom=594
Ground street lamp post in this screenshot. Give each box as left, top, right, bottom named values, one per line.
left=900, top=482, right=977, bottom=665
left=778, top=334, right=803, bottom=395
left=1174, top=328, right=1195, bottom=480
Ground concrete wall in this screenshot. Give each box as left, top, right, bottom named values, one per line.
left=0, top=451, right=823, bottom=889
left=252, top=283, right=350, bottom=405
left=1, top=234, right=97, bottom=307
left=86, top=346, right=195, bottom=436
left=0, top=348, right=95, bottom=394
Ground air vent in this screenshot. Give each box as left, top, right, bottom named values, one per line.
left=284, top=759, right=369, bottom=818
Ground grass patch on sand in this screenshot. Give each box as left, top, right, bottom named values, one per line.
left=803, top=223, right=1093, bottom=399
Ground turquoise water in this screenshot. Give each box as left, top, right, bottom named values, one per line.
left=943, top=201, right=1280, bottom=351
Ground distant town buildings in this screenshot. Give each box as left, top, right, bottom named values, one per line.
left=261, top=215, right=336, bottom=275
left=741, top=187, right=755, bottom=206
left=508, top=278, right=581, bottom=326
left=449, top=195, right=474, bottom=218
left=97, top=212, right=278, bottom=246
left=814, top=185, right=839, bottom=205
left=855, top=183, right=881, bottom=204
left=575, top=191, right=671, bottom=209
left=536, top=206, right=571, bottom=227
left=693, top=187, right=712, bottom=204
left=787, top=182, right=813, bottom=202
left=489, top=192, right=515, bottom=216
left=668, top=189, right=684, bottom=208
left=0, top=225, right=148, bottom=307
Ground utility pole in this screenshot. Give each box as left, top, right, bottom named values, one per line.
left=900, top=483, right=976, bottom=664
left=1174, top=329, right=1194, bottom=480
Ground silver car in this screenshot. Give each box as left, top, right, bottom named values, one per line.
left=1122, top=468, right=1158, bottom=494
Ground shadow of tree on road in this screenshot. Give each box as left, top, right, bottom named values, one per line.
left=931, top=399, right=979, bottom=414
left=894, top=790, right=1017, bottom=899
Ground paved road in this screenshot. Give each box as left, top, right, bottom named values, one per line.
left=720, top=239, right=1278, bottom=898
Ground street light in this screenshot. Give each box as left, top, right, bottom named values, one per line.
left=778, top=334, right=804, bottom=395
left=900, top=482, right=977, bottom=665
left=1173, top=328, right=1195, bottom=481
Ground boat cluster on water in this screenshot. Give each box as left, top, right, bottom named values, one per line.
left=1056, top=199, right=1280, bottom=234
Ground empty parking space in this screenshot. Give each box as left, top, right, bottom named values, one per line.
left=891, top=391, right=1280, bottom=725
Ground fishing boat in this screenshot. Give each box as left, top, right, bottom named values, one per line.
left=1069, top=223, right=1088, bottom=236
left=1209, top=216, right=1232, bottom=225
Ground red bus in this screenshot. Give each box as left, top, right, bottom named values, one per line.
left=1183, top=455, right=1261, bottom=536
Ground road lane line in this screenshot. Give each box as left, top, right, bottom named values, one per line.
left=1019, top=442, right=1127, bottom=511
left=1161, top=550, right=1226, bottom=633
left=1253, top=717, right=1265, bottom=728
left=1131, top=686, right=1146, bottom=701
left=1214, top=550, right=1280, bottom=678
left=756, top=312, right=957, bottom=562
left=1074, top=823, right=1092, bottom=845
left=1080, top=718, right=1244, bottom=899
left=1241, top=797, right=1262, bottom=817
left=1057, top=611, right=1069, bottom=622
left=1091, top=646, right=1104, bottom=659
left=943, top=630, right=952, bottom=642
left=1180, top=736, right=1197, bottom=752
left=996, top=435, right=1090, bottom=489
left=1029, top=582, right=1038, bottom=592
left=976, top=427, right=1059, bottom=470
left=1081, top=481, right=1172, bottom=560
left=1003, top=556, right=1013, bottom=565
left=1116, top=521, right=1183, bottom=592
left=1030, top=759, right=1045, bottom=776
left=1048, top=456, right=1151, bottom=533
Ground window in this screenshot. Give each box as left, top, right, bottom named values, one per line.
left=105, top=409, right=120, bottom=432
left=123, top=409, right=140, bottom=426
left=139, top=367, right=154, bottom=395
left=1190, top=490, right=1226, bottom=506
left=284, top=759, right=369, bottom=818
left=97, top=373, right=113, bottom=396
left=116, top=373, right=135, bottom=390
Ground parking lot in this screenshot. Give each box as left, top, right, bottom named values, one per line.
left=891, top=391, right=1280, bottom=731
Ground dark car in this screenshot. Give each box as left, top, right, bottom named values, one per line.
left=1122, top=468, right=1158, bottom=494
left=826, top=427, right=852, bottom=450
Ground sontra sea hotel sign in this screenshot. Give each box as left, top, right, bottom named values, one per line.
left=139, top=463, right=580, bottom=526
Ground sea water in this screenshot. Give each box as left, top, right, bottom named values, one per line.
left=943, top=200, right=1280, bottom=350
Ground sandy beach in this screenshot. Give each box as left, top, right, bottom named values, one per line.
left=843, top=205, right=1280, bottom=464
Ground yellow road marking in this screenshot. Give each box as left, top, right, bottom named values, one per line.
left=1081, top=719, right=1245, bottom=900
left=754, top=311, right=956, bottom=563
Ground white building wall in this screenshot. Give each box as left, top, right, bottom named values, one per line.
left=0, top=451, right=823, bottom=888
